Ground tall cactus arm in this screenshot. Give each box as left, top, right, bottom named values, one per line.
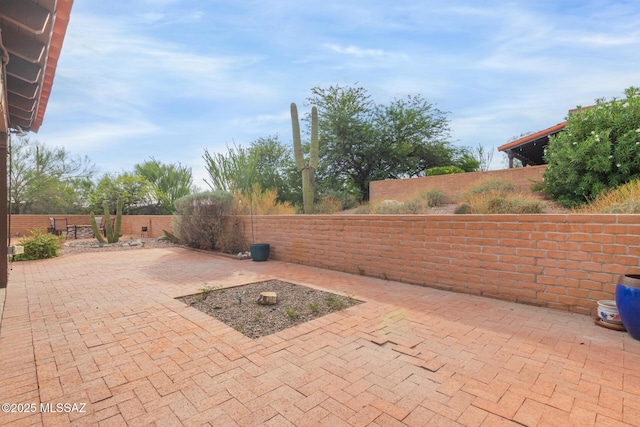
left=309, top=106, right=319, bottom=169
left=291, top=103, right=306, bottom=171
left=103, top=202, right=114, bottom=243
left=114, top=199, right=123, bottom=242
left=90, top=212, right=106, bottom=244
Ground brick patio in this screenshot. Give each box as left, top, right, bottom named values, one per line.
left=1, top=247, right=640, bottom=426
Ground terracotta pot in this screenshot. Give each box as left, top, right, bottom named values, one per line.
left=615, top=274, right=640, bottom=340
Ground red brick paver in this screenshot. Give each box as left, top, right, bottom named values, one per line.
left=1, top=247, right=640, bottom=426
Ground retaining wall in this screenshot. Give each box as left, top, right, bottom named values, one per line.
left=369, top=165, right=547, bottom=204
left=241, top=213, right=640, bottom=316
left=14, top=212, right=640, bottom=317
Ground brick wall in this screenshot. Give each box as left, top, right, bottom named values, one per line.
left=370, top=165, right=547, bottom=204
left=241, top=213, right=640, bottom=316
left=10, top=215, right=175, bottom=239
left=14, top=211, right=640, bottom=317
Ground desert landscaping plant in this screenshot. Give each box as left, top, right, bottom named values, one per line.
left=456, top=179, right=544, bottom=214
left=580, top=179, right=640, bottom=213
left=354, top=190, right=446, bottom=214
left=173, top=191, right=238, bottom=251
left=543, top=86, right=640, bottom=207
left=90, top=199, right=123, bottom=244
left=314, top=196, right=343, bottom=214
left=425, top=165, right=465, bottom=176
left=325, top=294, right=347, bottom=310
left=14, top=228, right=62, bottom=261
left=284, top=306, right=300, bottom=319
left=233, top=187, right=294, bottom=215
left=402, top=191, right=444, bottom=214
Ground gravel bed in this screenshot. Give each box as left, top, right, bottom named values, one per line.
left=176, top=279, right=362, bottom=339
left=60, top=238, right=177, bottom=254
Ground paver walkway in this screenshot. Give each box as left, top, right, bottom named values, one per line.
left=1, top=247, right=640, bottom=426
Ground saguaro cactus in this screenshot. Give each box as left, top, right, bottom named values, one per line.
left=291, top=102, right=319, bottom=214
left=90, top=199, right=123, bottom=244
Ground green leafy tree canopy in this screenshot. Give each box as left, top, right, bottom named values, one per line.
left=9, top=137, right=96, bottom=214
left=543, top=86, right=640, bottom=206
left=308, top=84, right=476, bottom=200
left=134, top=158, right=194, bottom=214
left=89, top=173, right=155, bottom=214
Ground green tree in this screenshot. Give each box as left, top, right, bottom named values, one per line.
left=543, top=86, right=640, bottom=206
left=308, top=85, right=464, bottom=200
left=203, top=143, right=258, bottom=194
left=134, top=158, right=194, bottom=214
left=248, top=136, right=298, bottom=203
left=9, top=137, right=96, bottom=214
left=88, top=173, right=155, bottom=214
left=450, top=147, right=480, bottom=172
left=203, top=137, right=300, bottom=205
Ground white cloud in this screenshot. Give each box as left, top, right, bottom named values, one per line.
left=576, top=33, right=640, bottom=47
left=323, top=44, right=386, bottom=58
left=42, top=121, right=160, bottom=152
left=138, top=12, right=165, bottom=23
left=230, top=111, right=291, bottom=128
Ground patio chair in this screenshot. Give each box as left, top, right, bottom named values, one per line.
left=48, top=217, right=67, bottom=236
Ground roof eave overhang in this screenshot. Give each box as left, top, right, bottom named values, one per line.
left=497, top=122, right=567, bottom=166
left=0, top=0, right=73, bottom=134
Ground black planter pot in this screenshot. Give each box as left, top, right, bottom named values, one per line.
left=615, top=274, right=640, bottom=340
left=250, top=243, right=270, bottom=262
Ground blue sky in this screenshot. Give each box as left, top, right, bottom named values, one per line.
left=36, top=0, right=640, bottom=189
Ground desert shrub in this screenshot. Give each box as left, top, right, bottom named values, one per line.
left=14, top=228, right=62, bottom=261
left=456, top=194, right=544, bottom=214
left=370, top=200, right=404, bottom=214
left=454, top=203, right=472, bottom=214
left=581, top=179, right=640, bottom=213
left=359, top=190, right=445, bottom=214
left=173, top=191, right=235, bottom=250
left=457, top=179, right=544, bottom=214
left=543, top=86, right=640, bottom=207
left=318, top=190, right=360, bottom=210
left=402, top=199, right=423, bottom=214
left=425, top=165, right=465, bottom=176
left=351, top=190, right=446, bottom=215
left=425, top=190, right=446, bottom=207
left=352, top=203, right=370, bottom=214
left=314, top=196, right=343, bottom=214
left=486, top=197, right=544, bottom=214
left=162, top=230, right=180, bottom=244
left=233, top=186, right=294, bottom=215
left=599, top=200, right=640, bottom=213
left=465, top=179, right=516, bottom=196
left=401, top=190, right=446, bottom=213
left=529, top=180, right=545, bottom=192
left=216, top=216, right=247, bottom=254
